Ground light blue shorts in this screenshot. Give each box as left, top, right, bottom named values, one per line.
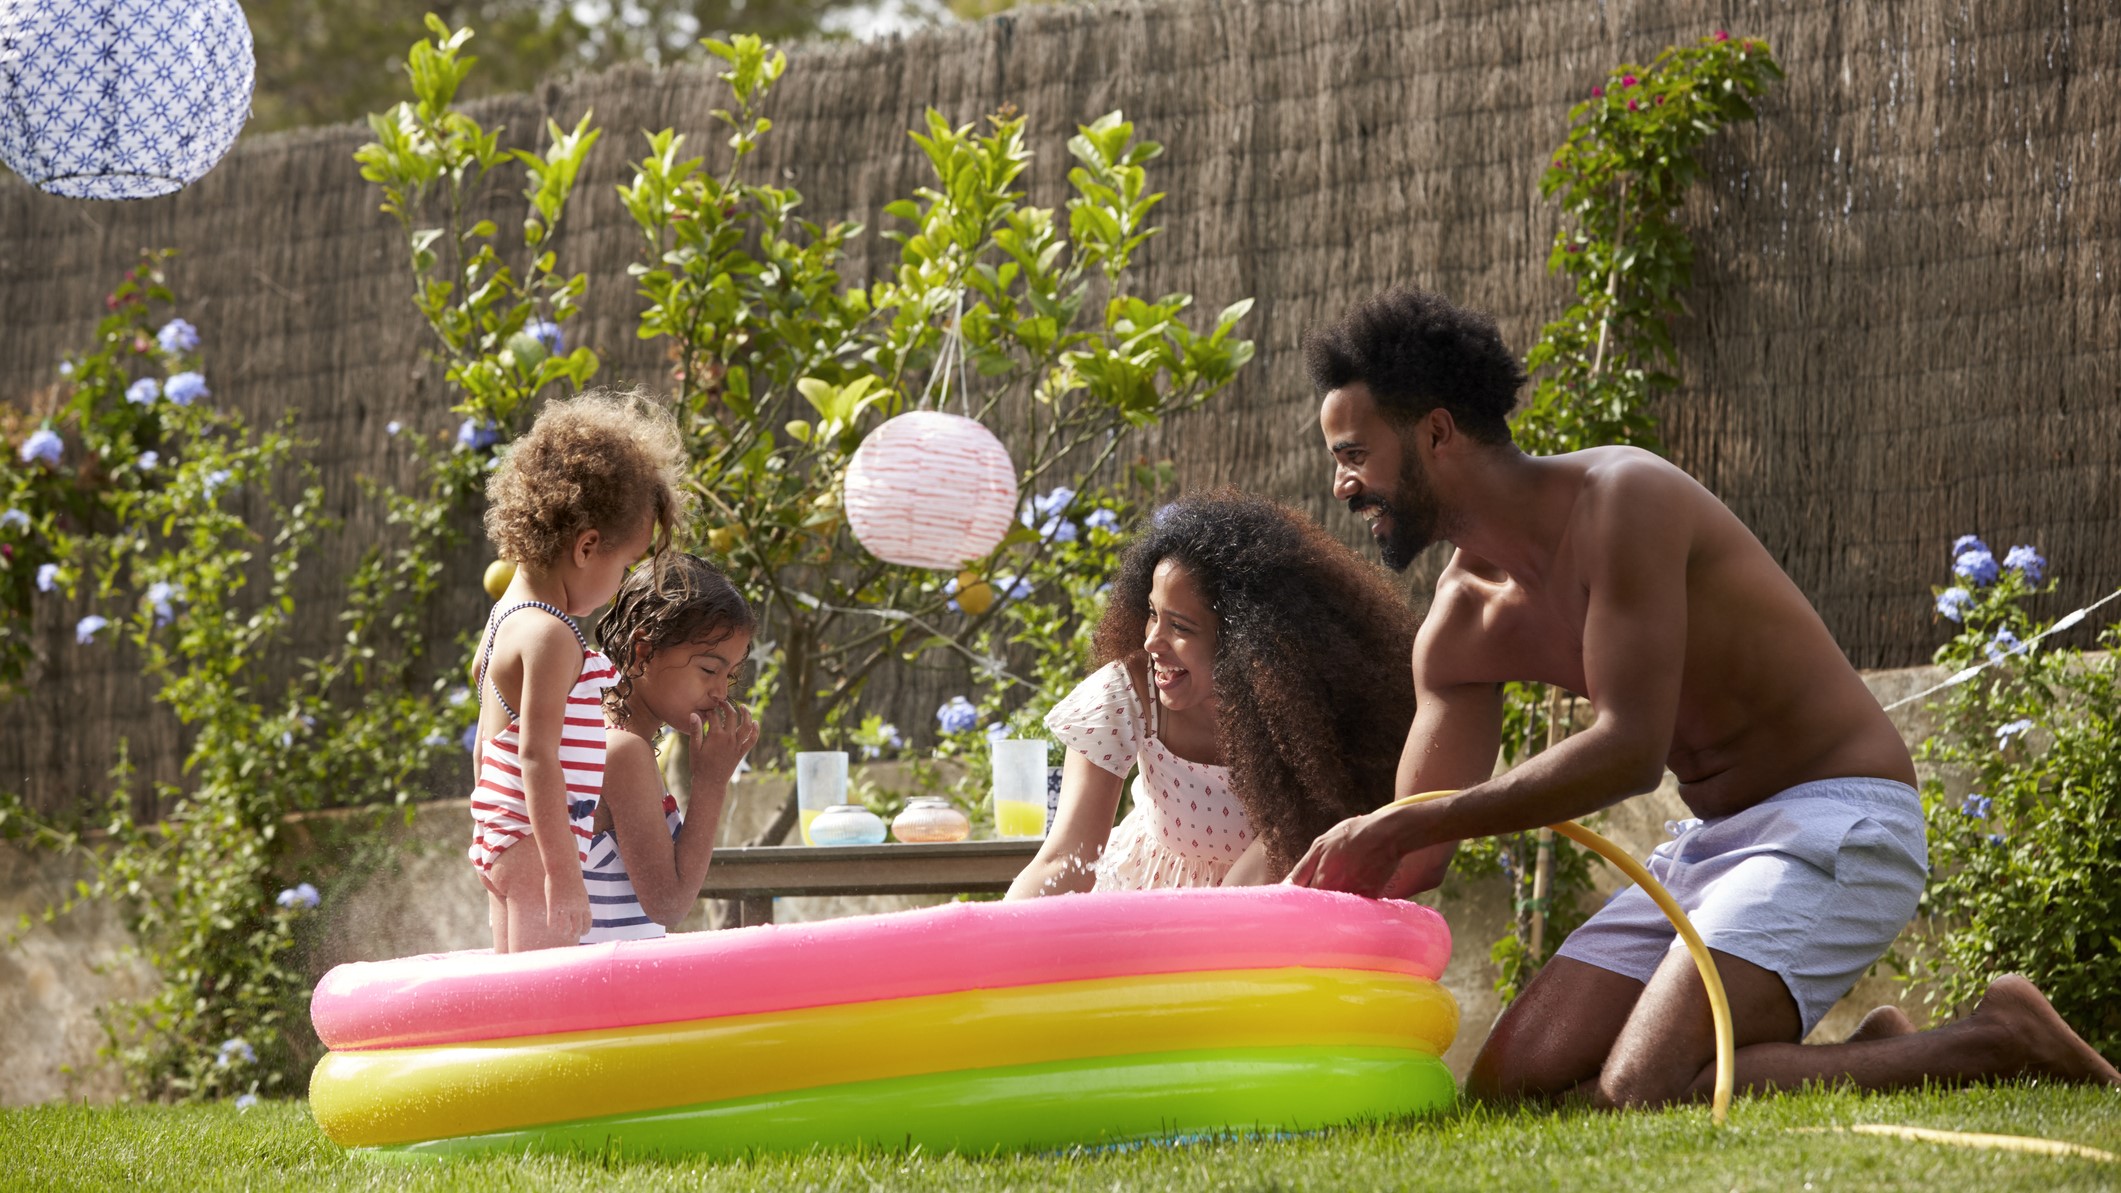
left=1553, top=777, right=1928, bottom=1035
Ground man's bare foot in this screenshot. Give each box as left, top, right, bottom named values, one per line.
left=1973, top=975, right=2121, bottom=1086
left=1846, top=1005, right=1917, bottom=1043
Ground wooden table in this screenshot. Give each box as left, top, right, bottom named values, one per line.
left=698, top=839, right=1044, bottom=926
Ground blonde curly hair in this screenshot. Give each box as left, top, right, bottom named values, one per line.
left=483, top=388, right=688, bottom=569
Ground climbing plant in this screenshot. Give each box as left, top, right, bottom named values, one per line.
left=1463, top=31, right=1785, bottom=1002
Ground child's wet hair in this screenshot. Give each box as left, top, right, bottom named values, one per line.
left=483, top=388, right=689, bottom=569
left=597, top=553, right=756, bottom=728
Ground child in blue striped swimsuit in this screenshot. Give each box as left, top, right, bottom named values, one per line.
left=580, top=554, right=757, bottom=943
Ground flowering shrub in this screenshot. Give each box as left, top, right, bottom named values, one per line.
left=1910, top=536, right=2120, bottom=1056
left=0, top=255, right=462, bottom=1102
left=362, top=25, right=1252, bottom=845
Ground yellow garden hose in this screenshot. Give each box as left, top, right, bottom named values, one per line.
left=1390, top=791, right=1736, bottom=1125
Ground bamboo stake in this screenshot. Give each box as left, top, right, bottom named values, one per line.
left=1529, top=685, right=1569, bottom=958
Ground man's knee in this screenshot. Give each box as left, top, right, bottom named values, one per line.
left=1587, top=1049, right=1696, bottom=1109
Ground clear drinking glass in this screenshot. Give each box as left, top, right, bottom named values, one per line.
left=795, top=751, right=849, bottom=845
left=991, top=739, right=1048, bottom=839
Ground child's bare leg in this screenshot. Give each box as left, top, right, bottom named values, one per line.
left=489, top=843, right=580, bottom=952
left=485, top=886, right=509, bottom=954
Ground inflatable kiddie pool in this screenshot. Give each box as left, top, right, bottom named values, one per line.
left=308, top=886, right=1459, bottom=1159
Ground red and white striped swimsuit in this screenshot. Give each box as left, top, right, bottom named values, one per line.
left=467, top=602, right=618, bottom=878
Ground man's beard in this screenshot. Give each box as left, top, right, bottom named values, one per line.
left=1350, top=456, right=1442, bottom=572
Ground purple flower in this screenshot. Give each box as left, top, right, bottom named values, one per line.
left=146, top=581, right=181, bottom=625
left=1950, top=534, right=1989, bottom=559
left=20, top=429, right=62, bottom=466
left=1995, top=718, right=2033, bottom=744
left=1954, top=548, right=1999, bottom=587
left=36, top=563, right=59, bottom=593
left=215, top=1038, right=256, bottom=1067
left=1984, top=628, right=2024, bottom=663
left=985, top=721, right=1008, bottom=742
left=136, top=450, right=159, bottom=471
left=386, top=420, right=403, bottom=437
left=275, top=882, right=321, bottom=910
left=461, top=724, right=480, bottom=753
left=456, top=419, right=501, bottom=452
left=447, top=686, right=472, bottom=708
left=1032, top=486, right=1076, bottom=520
left=1935, top=587, right=1974, bottom=622
left=156, top=319, right=200, bottom=354
left=1084, top=507, right=1120, bottom=531
left=1986, top=833, right=2006, bottom=847
left=936, top=695, right=978, bottom=734
left=164, top=372, right=209, bottom=406
left=0, top=509, right=27, bottom=531
left=75, top=615, right=108, bottom=644
left=235, top=1093, right=259, bottom=1111
left=155, top=316, right=199, bottom=352
left=57, top=360, right=73, bottom=377
left=203, top=469, right=233, bottom=497
left=1038, top=516, right=1078, bottom=543
left=2001, top=545, right=2045, bottom=583
left=1960, top=794, right=1992, bottom=819
left=125, top=378, right=160, bottom=405
left=527, top=319, right=565, bottom=355
left=421, top=731, right=451, bottom=748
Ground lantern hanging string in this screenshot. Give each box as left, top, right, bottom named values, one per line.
left=916, top=288, right=975, bottom=417
left=787, top=591, right=1048, bottom=695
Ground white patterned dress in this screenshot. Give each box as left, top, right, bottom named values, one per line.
left=1044, top=660, right=1253, bottom=889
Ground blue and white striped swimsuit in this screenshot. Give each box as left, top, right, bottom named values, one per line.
left=578, top=793, right=683, bottom=943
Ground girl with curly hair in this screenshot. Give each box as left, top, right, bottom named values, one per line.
left=1007, top=488, right=1419, bottom=896
left=469, top=389, right=688, bottom=952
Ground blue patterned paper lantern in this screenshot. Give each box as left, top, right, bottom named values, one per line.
left=0, top=0, right=254, bottom=200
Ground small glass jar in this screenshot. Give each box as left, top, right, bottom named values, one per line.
left=808, top=803, right=887, bottom=846
left=891, top=797, right=971, bottom=844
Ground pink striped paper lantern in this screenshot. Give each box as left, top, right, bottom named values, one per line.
left=844, top=411, right=1018, bottom=570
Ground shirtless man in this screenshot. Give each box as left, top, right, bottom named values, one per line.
left=1286, top=285, right=2119, bottom=1106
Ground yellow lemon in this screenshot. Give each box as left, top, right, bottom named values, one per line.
left=954, top=570, right=995, bottom=616
left=483, top=559, right=516, bottom=600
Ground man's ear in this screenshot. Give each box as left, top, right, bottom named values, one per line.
left=1421, top=407, right=1462, bottom=456
left=572, top=527, right=603, bottom=567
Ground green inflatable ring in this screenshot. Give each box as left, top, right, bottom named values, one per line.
left=364, top=1045, right=1457, bottom=1161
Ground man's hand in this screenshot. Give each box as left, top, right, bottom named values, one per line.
left=1285, top=804, right=1447, bottom=899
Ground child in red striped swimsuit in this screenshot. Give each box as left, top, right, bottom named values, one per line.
left=469, top=389, right=686, bottom=952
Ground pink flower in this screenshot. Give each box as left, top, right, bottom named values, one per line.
left=1621, top=74, right=1638, bottom=88
left=1591, top=85, right=1604, bottom=98
left=1627, top=99, right=1640, bottom=111
left=1655, top=95, right=1666, bottom=105
left=1713, top=30, right=1730, bottom=42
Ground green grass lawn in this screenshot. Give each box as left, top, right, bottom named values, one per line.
left=5, top=1085, right=2116, bottom=1191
